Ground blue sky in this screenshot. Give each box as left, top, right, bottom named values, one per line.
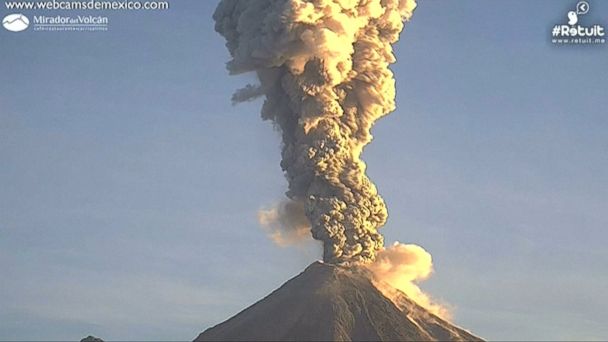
left=1, top=0, right=607, bottom=340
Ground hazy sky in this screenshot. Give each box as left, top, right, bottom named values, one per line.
left=1, top=0, right=607, bottom=340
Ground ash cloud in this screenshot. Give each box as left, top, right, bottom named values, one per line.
left=214, top=0, right=417, bottom=264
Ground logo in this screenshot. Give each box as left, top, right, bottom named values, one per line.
left=32, top=15, right=109, bottom=32
left=567, top=1, right=590, bottom=25
left=2, top=13, right=29, bottom=32
left=552, top=1, right=605, bottom=45
left=576, top=1, right=590, bottom=15
left=568, top=11, right=578, bottom=25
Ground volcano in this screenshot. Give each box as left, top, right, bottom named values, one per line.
left=195, top=262, right=481, bottom=341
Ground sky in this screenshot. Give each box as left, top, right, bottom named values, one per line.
left=1, top=0, right=607, bottom=340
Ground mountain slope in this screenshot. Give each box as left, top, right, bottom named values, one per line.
left=195, top=262, right=481, bottom=341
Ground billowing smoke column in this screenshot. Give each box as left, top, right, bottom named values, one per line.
left=214, top=0, right=416, bottom=264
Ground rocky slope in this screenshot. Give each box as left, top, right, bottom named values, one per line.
left=195, top=262, right=481, bottom=341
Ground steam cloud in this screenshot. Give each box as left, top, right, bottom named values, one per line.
left=258, top=200, right=312, bottom=246
left=367, top=242, right=451, bottom=319
left=214, top=0, right=417, bottom=264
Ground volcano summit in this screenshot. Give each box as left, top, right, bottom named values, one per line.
left=195, top=262, right=481, bottom=341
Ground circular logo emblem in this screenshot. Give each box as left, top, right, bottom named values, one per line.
left=2, top=13, right=29, bottom=32
left=576, top=1, right=590, bottom=15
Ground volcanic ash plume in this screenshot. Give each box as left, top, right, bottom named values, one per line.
left=213, top=0, right=416, bottom=263
left=367, top=242, right=451, bottom=319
